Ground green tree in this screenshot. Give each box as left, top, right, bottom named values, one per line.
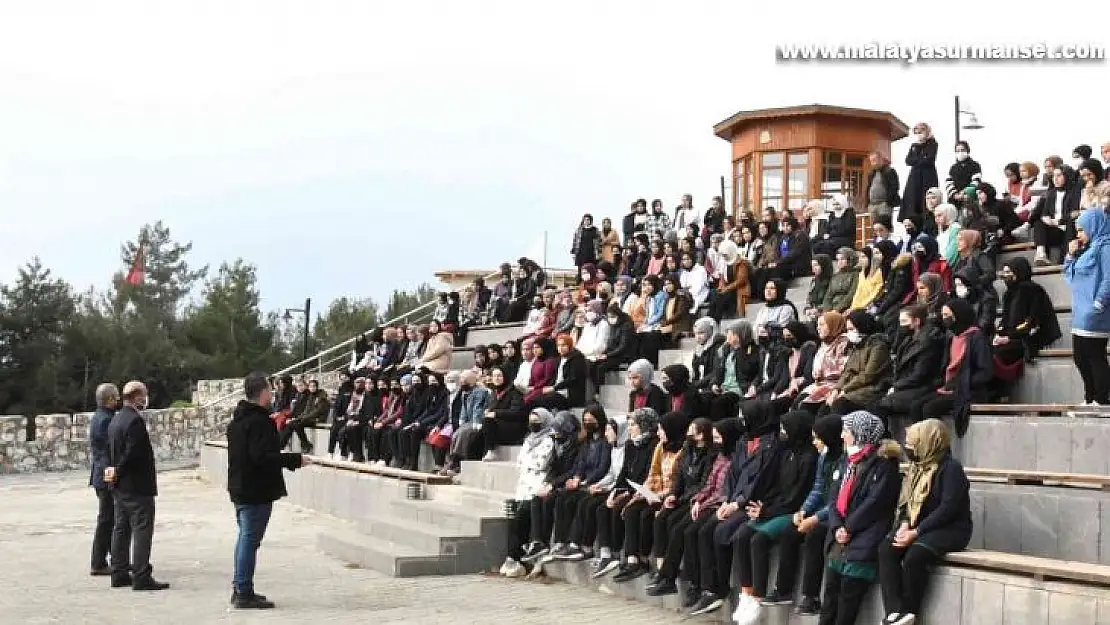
left=313, top=297, right=380, bottom=349
left=381, top=283, right=438, bottom=324
left=183, top=259, right=285, bottom=379
left=0, top=258, right=81, bottom=418
left=113, top=220, right=207, bottom=319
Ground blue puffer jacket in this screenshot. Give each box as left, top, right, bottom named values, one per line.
left=1065, top=209, right=1110, bottom=335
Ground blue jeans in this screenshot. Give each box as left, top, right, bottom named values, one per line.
left=233, top=503, right=273, bottom=595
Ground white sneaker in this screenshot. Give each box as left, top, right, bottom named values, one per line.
left=498, top=556, right=514, bottom=576
left=482, top=451, right=497, bottom=461
left=892, top=614, right=916, bottom=625
left=735, top=597, right=761, bottom=625
left=504, top=559, right=526, bottom=578
left=731, top=594, right=754, bottom=623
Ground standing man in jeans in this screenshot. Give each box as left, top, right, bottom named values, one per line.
left=226, top=371, right=309, bottom=609
left=89, top=382, right=119, bottom=576
left=106, top=380, right=169, bottom=591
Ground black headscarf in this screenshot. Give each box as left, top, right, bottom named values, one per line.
left=813, top=414, right=844, bottom=458
left=847, top=310, right=881, bottom=336
left=741, top=399, right=779, bottom=438
left=661, top=364, right=691, bottom=396
left=661, top=411, right=688, bottom=452
left=714, top=418, right=744, bottom=457
left=1000, top=257, right=1062, bottom=352
left=945, top=297, right=977, bottom=336
left=780, top=410, right=815, bottom=451
left=873, top=240, right=898, bottom=281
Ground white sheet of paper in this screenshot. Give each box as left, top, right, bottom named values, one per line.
left=625, top=479, right=662, bottom=504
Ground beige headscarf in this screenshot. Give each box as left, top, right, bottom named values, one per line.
left=898, top=419, right=951, bottom=526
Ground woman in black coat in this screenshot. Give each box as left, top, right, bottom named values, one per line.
left=531, top=336, right=588, bottom=411
left=589, top=305, right=637, bottom=390
left=902, top=125, right=940, bottom=223
left=481, top=367, right=526, bottom=458
left=879, top=419, right=972, bottom=625
left=821, top=411, right=902, bottom=625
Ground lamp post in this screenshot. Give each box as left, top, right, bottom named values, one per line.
left=283, top=297, right=312, bottom=372
left=953, top=95, right=984, bottom=145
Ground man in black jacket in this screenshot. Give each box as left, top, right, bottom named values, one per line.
left=89, top=382, right=119, bottom=576
left=866, top=151, right=902, bottom=220
left=226, top=371, right=308, bottom=609
left=106, top=380, right=168, bottom=591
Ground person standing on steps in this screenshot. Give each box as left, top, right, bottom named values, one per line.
left=226, top=371, right=310, bottom=609
left=89, top=382, right=120, bottom=577
left=105, top=380, right=169, bottom=591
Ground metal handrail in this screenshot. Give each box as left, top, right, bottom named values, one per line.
left=196, top=269, right=507, bottom=410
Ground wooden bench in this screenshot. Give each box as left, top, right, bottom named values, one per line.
left=945, top=549, right=1110, bottom=585
left=201, top=440, right=451, bottom=485
left=965, top=467, right=1110, bottom=491
left=306, top=454, right=453, bottom=485
left=970, top=403, right=1076, bottom=415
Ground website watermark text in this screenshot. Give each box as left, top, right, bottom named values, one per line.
left=777, top=42, right=1105, bottom=64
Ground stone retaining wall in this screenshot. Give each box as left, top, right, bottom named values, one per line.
left=0, top=405, right=231, bottom=474
left=191, top=371, right=343, bottom=406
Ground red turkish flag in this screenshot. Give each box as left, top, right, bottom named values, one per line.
left=126, top=246, right=144, bottom=286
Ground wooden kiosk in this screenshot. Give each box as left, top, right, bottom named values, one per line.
left=713, top=104, right=909, bottom=245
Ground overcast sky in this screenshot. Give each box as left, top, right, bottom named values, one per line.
left=1, top=1, right=1107, bottom=323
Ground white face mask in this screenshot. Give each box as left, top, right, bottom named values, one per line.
left=846, top=444, right=862, bottom=456
left=913, top=131, right=924, bottom=141
left=1074, top=158, right=1086, bottom=168
left=607, top=316, right=619, bottom=325
left=585, top=311, right=598, bottom=323
left=581, top=273, right=591, bottom=281
left=446, top=383, right=458, bottom=394
left=846, top=330, right=863, bottom=344
left=955, top=285, right=969, bottom=299
left=955, top=152, right=969, bottom=162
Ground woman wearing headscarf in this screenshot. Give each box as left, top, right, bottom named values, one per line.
left=644, top=417, right=735, bottom=600
left=992, top=257, right=1061, bottom=398
left=1065, top=209, right=1110, bottom=405
left=804, top=254, right=834, bottom=320
left=661, top=364, right=701, bottom=419
left=915, top=272, right=948, bottom=330
left=871, top=252, right=916, bottom=340
left=576, top=299, right=611, bottom=363
left=643, top=417, right=717, bottom=593
left=873, top=306, right=945, bottom=424
left=506, top=265, right=538, bottom=323
left=821, top=248, right=860, bottom=314
left=911, top=234, right=952, bottom=292
left=902, top=123, right=940, bottom=226
left=402, top=372, right=450, bottom=471
left=530, top=334, right=588, bottom=411
left=599, top=217, right=621, bottom=265
left=797, top=312, right=851, bottom=410
left=589, top=304, right=637, bottom=393
left=878, top=419, right=971, bottom=625
left=687, top=317, right=721, bottom=392
left=824, top=311, right=892, bottom=417
left=763, top=414, right=845, bottom=616
left=553, top=292, right=577, bottom=337
left=592, top=408, right=661, bottom=577
left=849, top=244, right=892, bottom=312
left=709, top=240, right=751, bottom=321
left=546, top=404, right=611, bottom=560
left=480, top=367, right=526, bottom=461
left=523, top=338, right=559, bottom=407
left=766, top=217, right=812, bottom=282
left=812, top=194, right=856, bottom=258
left=1028, top=165, right=1081, bottom=265
left=626, top=358, right=670, bottom=417
left=820, top=411, right=902, bottom=625
left=519, top=410, right=581, bottom=564
left=909, top=299, right=992, bottom=436
left=760, top=321, right=819, bottom=414
left=952, top=267, right=998, bottom=338
left=512, top=337, right=536, bottom=395
left=571, top=213, right=600, bottom=273
left=387, top=373, right=428, bottom=468
left=659, top=277, right=693, bottom=345
left=557, top=413, right=628, bottom=564
left=949, top=229, right=996, bottom=293
left=708, top=320, right=760, bottom=422
left=635, top=275, right=671, bottom=366
left=731, top=411, right=819, bottom=624
left=609, top=411, right=687, bottom=583
left=933, top=203, right=962, bottom=266
left=753, top=278, right=799, bottom=337
left=500, top=408, right=556, bottom=577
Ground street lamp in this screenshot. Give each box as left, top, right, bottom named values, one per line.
left=283, top=297, right=312, bottom=372
left=954, top=95, right=984, bottom=144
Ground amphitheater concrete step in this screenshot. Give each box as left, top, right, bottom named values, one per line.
left=541, top=552, right=1110, bottom=624
left=317, top=528, right=461, bottom=577
left=465, top=322, right=525, bottom=348
left=938, top=411, right=1110, bottom=475
left=459, top=459, right=518, bottom=495
left=995, top=266, right=1069, bottom=303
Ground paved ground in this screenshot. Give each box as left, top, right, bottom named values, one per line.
left=0, top=468, right=677, bottom=625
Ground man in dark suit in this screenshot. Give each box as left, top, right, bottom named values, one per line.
left=106, top=380, right=169, bottom=591
left=89, top=383, right=119, bottom=576
left=226, top=371, right=308, bottom=609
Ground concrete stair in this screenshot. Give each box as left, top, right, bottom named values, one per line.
left=199, top=443, right=511, bottom=578
left=465, top=322, right=525, bottom=348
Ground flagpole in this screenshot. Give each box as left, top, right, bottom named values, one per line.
left=542, top=230, right=548, bottom=274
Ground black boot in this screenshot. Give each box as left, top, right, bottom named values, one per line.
left=230, top=590, right=269, bottom=605
left=110, top=574, right=133, bottom=588
left=132, top=574, right=170, bottom=591
left=233, top=593, right=276, bottom=609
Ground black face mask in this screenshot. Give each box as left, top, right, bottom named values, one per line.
left=584, top=422, right=599, bottom=435
left=685, top=435, right=697, bottom=446
left=905, top=228, right=916, bottom=238
left=941, top=316, right=956, bottom=329
left=905, top=447, right=919, bottom=463
left=528, top=422, right=544, bottom=433
left=1001, top=274, right=1016, bottom=283
left=757, top=335, right=772, bottom=346
left=534, top=302, right=545, bottom=310
left=913, top=249, right=926, bottom=259
left=897, top=325, right=913, bottom=336
left=784, top=337, right=800, bottom=349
